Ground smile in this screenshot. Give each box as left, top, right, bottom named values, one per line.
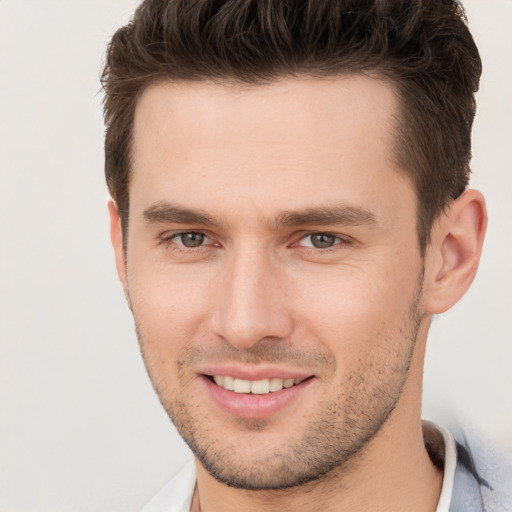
left=212, top=376, right=306, bottom=394
left=202, top=372, right=315, bottom=418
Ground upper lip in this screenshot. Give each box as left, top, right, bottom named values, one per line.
left=200, top=365, right=313, bottom=381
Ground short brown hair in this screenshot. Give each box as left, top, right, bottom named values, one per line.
left=102, top=0, right=481, bottom=253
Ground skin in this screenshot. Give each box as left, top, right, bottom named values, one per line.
left=109, top=75, right=487, bottom=512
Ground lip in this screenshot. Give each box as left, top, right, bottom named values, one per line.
left=200, top=373, right=314, bottom=419
left=201, top=365, right=312, bottom=382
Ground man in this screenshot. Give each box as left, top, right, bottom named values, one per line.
left=102, top=1, right=511, bottom=510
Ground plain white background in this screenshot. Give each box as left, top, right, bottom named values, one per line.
left=0, top=1, right=510, bottom=511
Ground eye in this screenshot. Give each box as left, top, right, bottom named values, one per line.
left=298, top=233, right=340, bottom=249
left=171, top=232, right=207, bottom=248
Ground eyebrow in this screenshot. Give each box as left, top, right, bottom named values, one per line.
left=275, top=206, right=377, bottom=228
left=143, top=202, right=218, bottom=226
left=142, top=201, right=377, bottom=229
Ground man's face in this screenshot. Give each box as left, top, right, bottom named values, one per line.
left=115, top=75, right=429, bottom=489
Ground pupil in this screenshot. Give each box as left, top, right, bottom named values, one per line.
left=311, top=234, right=335, bottom=248
left=182, top=233, right=205, bottom=247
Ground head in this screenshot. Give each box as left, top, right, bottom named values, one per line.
left=103, top=0, right=486, bottom=492
left=102, top=0, right=482, bottom=254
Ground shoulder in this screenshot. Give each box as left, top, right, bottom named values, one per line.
left=450, top=426, right=512, bottom=512
left=140, top=460, right=197, bottom=512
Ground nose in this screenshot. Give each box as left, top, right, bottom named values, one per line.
left=211, top=246, right=294, bottom=350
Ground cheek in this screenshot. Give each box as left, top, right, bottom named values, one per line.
left=126, top=259, right=215, bottom=360
left=291, top=259, right=422, bottom=359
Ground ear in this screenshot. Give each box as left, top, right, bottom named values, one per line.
left=108, top=199, right=130, bottom=304
left=423, top=189, right=487, bottom=314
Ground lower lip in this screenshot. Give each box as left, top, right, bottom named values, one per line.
left=201, top=376, right=314, bottom=419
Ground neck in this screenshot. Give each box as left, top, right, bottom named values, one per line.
left=192, top=422, right=442, bottom=512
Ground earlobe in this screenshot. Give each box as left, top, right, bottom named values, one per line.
left=108, top=199, right=130, bottom=304
left=423, top=189, right=487, bottom=314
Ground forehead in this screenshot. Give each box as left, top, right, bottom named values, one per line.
left=130, top=75, right=413, bottom=225
left=133, top=75, right=398, bottom=159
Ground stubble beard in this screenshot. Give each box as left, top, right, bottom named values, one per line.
left=135, top=276, right=424, bottom=491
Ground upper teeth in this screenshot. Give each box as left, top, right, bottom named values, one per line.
left=213, top=376, right=304, bottom=394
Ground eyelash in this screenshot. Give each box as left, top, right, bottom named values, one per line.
left=295, top=233, right=350, bottom=250
left=160, top=231, right=352, bottom=253
left=160, top=231, right=215, bottom=251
